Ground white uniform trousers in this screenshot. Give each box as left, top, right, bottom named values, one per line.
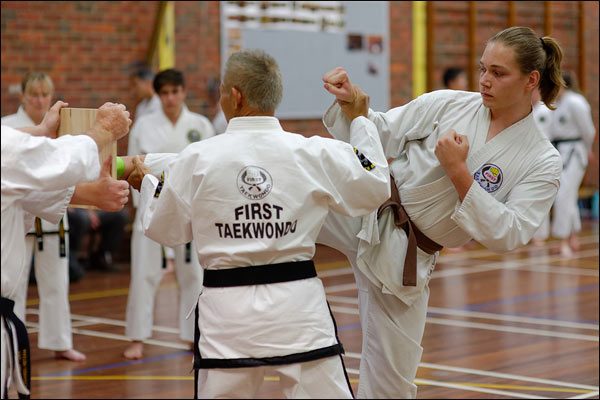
left=197, top=356, right=353, bottom=399
left=552, top=158, right=586, bottom=239
left=318, top=212, right=430, bottom=399
left=13, top=234, right=73, bottom=351
left=125, top=227, right=203, bottom=342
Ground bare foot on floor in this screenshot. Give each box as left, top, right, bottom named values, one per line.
left=560, top=241, right=574, bottom=258
left=124, top=342, right=144, bottom=359
left=55, top=349, right=86, bottom=362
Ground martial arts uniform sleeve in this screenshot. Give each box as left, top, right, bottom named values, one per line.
left=320, top=116, right=390, bottom=217
left=451, top=152, right=562, bottom=252
left=144, top=153, right=178, bottom=178
left=323, top=94, right=438, bottom=159
left=1, top=126, right=100, bottom=196
left=139, top=152, right=195, bottom=247
left=20, top=187, right=75, bottom=224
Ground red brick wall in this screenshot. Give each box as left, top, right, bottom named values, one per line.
left=2, top=1, right=598, bottom=182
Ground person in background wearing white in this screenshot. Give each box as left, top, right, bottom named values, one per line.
left=3, top=72, right=84, bottom=362
left=531, top=72, right=596, bottom=256
left=1, top=101, right=131, bottom=399
left=124, top=68, right=215, bottom=360
left=130, top=63, right=161, bottom=120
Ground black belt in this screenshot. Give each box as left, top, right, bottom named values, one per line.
left=203, top=260, right=316, bottom=288
left=551, top=137, right=581, bottom=148
left=160, top=243, right=192, bottom=269
left=28, top=217, right=68, bottom=257
left=0, top=297, right=30, bottom=400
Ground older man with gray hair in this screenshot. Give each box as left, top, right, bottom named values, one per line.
left=123, top=48, right=390, bottom=398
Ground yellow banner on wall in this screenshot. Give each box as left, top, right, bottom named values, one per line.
left=412, top=1, right=427, bottom=98
left=158, top=1, right=175, bottom=70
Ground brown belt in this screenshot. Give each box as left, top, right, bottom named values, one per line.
left=377, top=177, right=443, bottom=286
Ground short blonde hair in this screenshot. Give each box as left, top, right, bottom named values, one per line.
left=21, top=72, right=54, bottom=95
left=223, top=49, right=283, bottom=113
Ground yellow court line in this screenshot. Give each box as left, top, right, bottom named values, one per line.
left=34, top=375, right=192, bottom=381
left=414, top=380, right=591, bottom=394
left=32, top=376, right=592, bottom=394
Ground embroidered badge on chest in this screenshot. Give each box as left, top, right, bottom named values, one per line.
left=238, top=166, right=273, bottom=200
left=474, top=163, right=503, bottom=193
left=187, top=129, right=201, bottom=143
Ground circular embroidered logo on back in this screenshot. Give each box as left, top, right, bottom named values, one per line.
left=473, top=163, right=503, bottom=193
left=237, top=166, right=273, bottom=200
left=187, top=129, right=201, bottom=143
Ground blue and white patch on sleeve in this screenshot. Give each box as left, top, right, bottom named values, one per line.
left=474, top=163, right=503, bottom=193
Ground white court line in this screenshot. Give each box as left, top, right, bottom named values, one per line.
left=426, top=317, right=599, bottom=342
left=330, top=306, right=598, bottom=340
left=70, top=327, right=189, bottom=350
left=418, top=362, right=599, bottom=391
left=327, top=295, right=359, bottom=305
left=438, top=234, right=599, bottom=262
left=518, top=263, right=600, bottom=277
left=330, top=302, right=599, bottom=332
left=315, top=246, right=598, bottom=282
left=346, top=365, right=548, bottom=399
left=427, top=306, right=599, bottom=331
left=344, top=352, right=598, bottom=391
left=330, top=305, right=359, bottom=315
left=413, top=378, right=550, bottom=399
left=325, top=283, right=358, bottom=293
left=318, top=266, right=352, bottom=277
left=70, top=313, right=180, bottom=334
left=432, top=249, right=599, bottom=279
left=27, top=308, right=181, bottom=335
left=26, top=320, right=96, bottom=330
left=570, top=391, right=600, bottom=399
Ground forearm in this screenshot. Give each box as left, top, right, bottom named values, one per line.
left=87, top=126, right=114, bottom=157
left=16, top=125, right=52, bottom=137
left=71, top=182, right=101, bottom=207
left=446, top=163, right=473, bottom=201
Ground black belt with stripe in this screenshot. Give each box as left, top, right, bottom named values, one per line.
left=1, top=297, right=30, bottom=400
left=26, top=217, right=68, bottom=257
left=203, top=260, right=317, bottom=288
left=551, top=137, right=583, bottom=170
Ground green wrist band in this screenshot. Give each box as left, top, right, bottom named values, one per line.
left=116, top=156, right=125, bottom=179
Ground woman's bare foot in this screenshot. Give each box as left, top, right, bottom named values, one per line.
left=124, top=341, right=144, bottom=360
left=560, top=240, right=574, bottom=258
left=55, top=349, right=86, bottom=362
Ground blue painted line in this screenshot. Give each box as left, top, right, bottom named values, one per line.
left=338, top=322, right=361, bottom=332
left=42, top=350, right=191, bottom=377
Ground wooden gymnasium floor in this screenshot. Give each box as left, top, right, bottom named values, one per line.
left=16, top=220, right=599, bottom=399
